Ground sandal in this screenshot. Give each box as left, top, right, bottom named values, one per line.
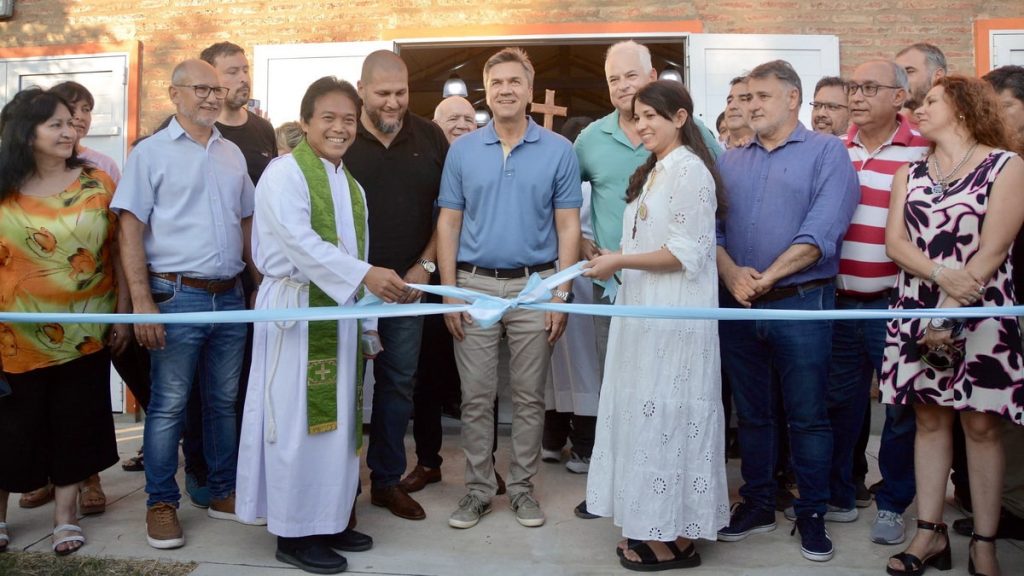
left=619, top=539, right=701, bottom=572
left=0, top=521, right=9, bottom=553
left=18, top=483, right=54, bottom=508
left=52, top=524, right=85, bottom=556
left=968, top=531, right=997, bottom=576
left=78, top=474, right=107, bottom=515
left=886, top=519, right=952, bottom=575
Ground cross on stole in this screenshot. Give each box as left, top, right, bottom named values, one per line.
left=530, top=89, right=567, bottom=130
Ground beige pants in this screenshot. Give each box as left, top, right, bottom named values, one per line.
left=454, top=269, right=553, bottom=501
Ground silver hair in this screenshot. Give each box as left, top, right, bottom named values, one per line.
left=897, top=43, right=947, bottom=75
left=748, top=59, right=803, bottom=103
left=606, top=40, right=654, bottom=75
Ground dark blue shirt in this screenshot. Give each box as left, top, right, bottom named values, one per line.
left=716, top=122, right=859, bottom=287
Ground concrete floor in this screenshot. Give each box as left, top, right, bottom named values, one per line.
left=3, top=407, right=1023, bottom=576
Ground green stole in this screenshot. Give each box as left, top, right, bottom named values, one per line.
left=292, top=139, right=366, bottom=450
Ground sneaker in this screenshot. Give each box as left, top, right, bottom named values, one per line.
left=449, top=493, right=491, bottom=529
left=871, top=510, right=906, bottom=545
left=146, top=503, right=185, bottom=549
left=784, top=504, right=857, bottom=523
left=717, top=501, right=777, bottom=542
left=565, top=452, right=590, bottom=474
left=855, top=481, right=873, bottom=508
left=792, top=513, right=833, bottom=562
left=185, top=473, right=210, bottom=509
left=541, top=448, right=562, bottom=463
left=208, top=492, right=268, bottom=526
left=511, top=492, right=545, bottom=527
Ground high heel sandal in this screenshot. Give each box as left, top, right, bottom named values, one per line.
left=968, top=531, right=997, bottom=576
left=886, top=519, right=952, bottom=576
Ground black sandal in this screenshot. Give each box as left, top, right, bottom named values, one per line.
left=886, top=519, right=952, bottom=575
left=616, top=538, right=642, bottom=558
left=619, top=539, right=701, bottom=572
left=968, top=531, right=997, bottom=576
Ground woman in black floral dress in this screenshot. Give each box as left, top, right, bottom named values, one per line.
left=881, top=75, right=1024, bottom=576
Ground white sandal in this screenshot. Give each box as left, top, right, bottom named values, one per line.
left=0, top=521, right=10, bottom=552
left=52, top=523, right=85, bottom=556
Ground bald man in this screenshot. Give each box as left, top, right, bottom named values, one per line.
left=113, top=59, right=258, bottom=549
left=343, top=50, right=449, bottom=521
left=433, top=96, right=477, bottom=144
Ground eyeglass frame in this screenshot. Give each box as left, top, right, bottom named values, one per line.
left=845, top=82, right=902, bottom=97
left=809, top=101, right=849, bottom=112
left=172, top=84, right=229, bottom=100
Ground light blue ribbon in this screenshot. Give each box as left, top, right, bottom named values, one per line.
left=2, top=261, right=1023, bottom=325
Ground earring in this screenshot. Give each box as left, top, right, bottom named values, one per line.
left=958, top=114, right=965, bottom=121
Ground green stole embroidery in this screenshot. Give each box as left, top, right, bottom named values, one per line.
left=292, top=139, right=366, bottom=450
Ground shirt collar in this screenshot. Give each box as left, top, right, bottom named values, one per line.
left=167, top=115, right=223, bottom=146
left=750, top=121, right=809, bottom=151
left=356, top=111, right=413, bottom=146
left=845, top=114, right=917, bottom=150
left=598, top=110, right=645, bottom=150
left=482, top=116, right=542, bottom=146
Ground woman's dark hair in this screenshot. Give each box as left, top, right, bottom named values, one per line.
left=624, top=81, right=726, bottom=217
left=299, top=76, right=361, bottom=124
left=48, top=81, right=95, bottom=109
left=0, top=88, right=85, bottom=200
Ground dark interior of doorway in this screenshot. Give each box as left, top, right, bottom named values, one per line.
left=398, top=41, right=685, bottom=135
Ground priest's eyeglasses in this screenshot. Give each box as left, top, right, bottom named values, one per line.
left=174, top=84, right=229, bottom=99
left=845, top=82, right=901, bottom=97
left=810, top=102, right=848, bottom=112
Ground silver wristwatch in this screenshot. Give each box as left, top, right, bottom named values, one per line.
left=417, top=258, right=437, bottom=273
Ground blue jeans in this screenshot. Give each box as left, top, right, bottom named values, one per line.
left=720, top=283, right=834, bottom=517
left=827, top=294, right=887, bottom=509
left=143, top=276, right=246, bottom=506
left=367, top=314, right=424, bottom=487
left=876, top=403, right=917, bottom=513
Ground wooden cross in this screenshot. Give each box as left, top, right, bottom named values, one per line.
left=530, top=89, right=567, bottom=131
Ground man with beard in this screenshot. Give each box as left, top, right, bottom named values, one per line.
left=343, top=50, right=449, bottom=521
left=810, top=77, right=850, bottom=137
left=895, top=43, right=946, bottom=119
left=113, top=59, right=259, bottom=549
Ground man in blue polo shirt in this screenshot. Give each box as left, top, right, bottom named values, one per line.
left=437, top=47, right=581, bottom=531
left=714, top=59, right=859, bottom=563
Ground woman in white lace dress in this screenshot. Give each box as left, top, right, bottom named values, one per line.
left=583, top=80, right=729, bottom=572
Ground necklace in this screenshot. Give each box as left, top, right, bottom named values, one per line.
left=928, top=142, right=978, bottom=195
left=631, top=165, right=660, bottom=239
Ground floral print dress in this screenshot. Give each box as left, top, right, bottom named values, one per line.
left=880, top=150, right=1024, bottom=425
left=0, top=168, right=117, bottom=373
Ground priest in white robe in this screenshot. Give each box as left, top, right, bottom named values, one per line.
left=236, top=76, right=406, bottom=575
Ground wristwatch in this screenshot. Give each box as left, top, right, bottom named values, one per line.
left=929, top=317, right=955, bottom=331
left=417, top=258, right=437, bottom=273
left=552, top=289, right=575, bottom=303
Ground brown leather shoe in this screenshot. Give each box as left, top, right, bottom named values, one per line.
left=370, top=485, right=425, bottom=520
left=496, top=472, right=507, bottom=496
left=78, top=474, right=106, bottom=516
left=399, top=465, right=442, bottom=494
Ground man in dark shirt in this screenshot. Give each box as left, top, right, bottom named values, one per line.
left=344, top=50, right=448, bottom=521
left=199, top=41, right=277, bottom=185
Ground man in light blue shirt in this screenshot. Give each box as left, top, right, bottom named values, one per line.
left=112, top=59, right=258, bottom=550
left=437, top=47, right=581, bottom=531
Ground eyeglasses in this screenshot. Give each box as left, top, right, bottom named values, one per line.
left=173, top=84, right=229, bottom=99
left=810, top=102, right=848, bottom=112
left=845, top=82, right=901, bottom=97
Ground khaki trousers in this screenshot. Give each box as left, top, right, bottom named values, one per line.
left=454, top=269, right=553, bottom=501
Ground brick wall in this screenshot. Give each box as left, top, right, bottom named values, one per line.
left=2, top=0, right=1021, bottom=131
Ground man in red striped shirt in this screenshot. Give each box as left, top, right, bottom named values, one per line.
left=829, top=60, right=929, bottom=545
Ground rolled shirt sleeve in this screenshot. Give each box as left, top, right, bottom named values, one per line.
left=790, top=137, right=860, bottom=264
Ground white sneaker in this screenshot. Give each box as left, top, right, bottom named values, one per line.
left=541, top=448, right=562, bottom=463
left=565, top=451, right=590, bottom=474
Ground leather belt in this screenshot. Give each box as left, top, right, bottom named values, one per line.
left=756, top=277, right=834, bottom=303
left=150, top=272, right=237, bottom=294
left=457, top=261, right=556, bottom=279
left=837, top=288, right=893, bottom=302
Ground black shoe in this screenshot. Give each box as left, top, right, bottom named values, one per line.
left=868, top=479, right=884, bottom=495
left=775, top=484, right=796, bottom=512
left=855, top=481, right=873, bottom=508
left=574, top=500, right=599, bottom=519
left=954, top=508, right=1024, bottom=540
left=276, top=536, right=347, bottom=574
left=322, top=529, right=373, bottom=552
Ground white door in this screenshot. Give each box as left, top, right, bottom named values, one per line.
left=992, top=30, right=1024, bottom=68
left=3, top=55, right=128, bottom=172
left=686, top=33, right=841, bottom=130
left=253, top=41, right=394, bottom=127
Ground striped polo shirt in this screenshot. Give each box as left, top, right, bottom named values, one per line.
left=837, top=115, right=930, bottom=296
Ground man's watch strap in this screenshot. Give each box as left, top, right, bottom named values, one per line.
left=417, top=258, right=437, bottom=273
left=552, top=289, right=575, bottom=303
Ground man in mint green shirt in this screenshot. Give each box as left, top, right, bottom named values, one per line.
left=569, top=40, right=721, bottom=519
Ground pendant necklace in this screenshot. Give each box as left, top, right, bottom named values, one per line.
left=632, top=165, right=659, bottom=239
left=929, top=142, right=978, bottom=196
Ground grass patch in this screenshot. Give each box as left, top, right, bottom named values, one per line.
left=0, top=551, right=196, bottom=576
